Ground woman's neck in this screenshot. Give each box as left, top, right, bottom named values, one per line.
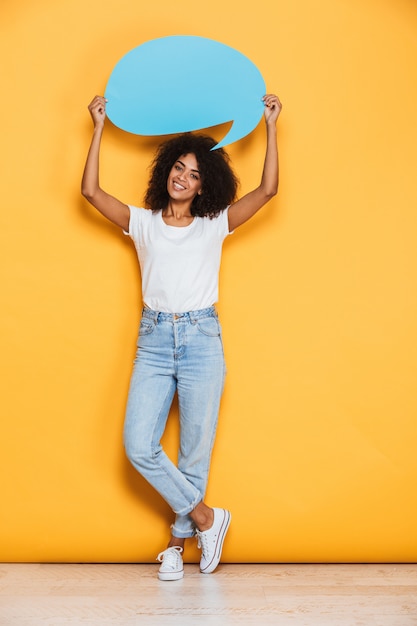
left=162, top=201, right=194, bottom=226
left=164, top=200, right=192, bottom=219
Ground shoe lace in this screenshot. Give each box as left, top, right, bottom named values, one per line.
left=196, top=530, right=209, bottom=557
left=156, top=546, right=183, bottom=566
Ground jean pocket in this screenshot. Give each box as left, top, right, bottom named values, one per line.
left=196, top=317, right=221, bottom=337
left=139, top=319, right=156, bottom=336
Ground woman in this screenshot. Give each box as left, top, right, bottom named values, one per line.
left=82, top=93, right=282, bottom=580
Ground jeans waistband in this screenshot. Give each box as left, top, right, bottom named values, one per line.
left=142, top=305, right=217, bottom=323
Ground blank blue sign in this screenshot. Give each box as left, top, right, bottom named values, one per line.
left=104, top=36, right=266, bottom=149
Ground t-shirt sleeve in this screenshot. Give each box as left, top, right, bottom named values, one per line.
left=123, top=205, right=144, bottom=240
left=222, top=206, right=234, bottom=237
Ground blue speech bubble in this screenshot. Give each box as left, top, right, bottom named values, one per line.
left=104, top=36, right=266, bottom=149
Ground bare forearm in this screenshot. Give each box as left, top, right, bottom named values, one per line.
left=260, top=121, right=278, bottom=199
left=81, top=124, right=104, bottom=199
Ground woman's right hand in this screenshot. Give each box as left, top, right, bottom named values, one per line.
left=88, top=95, right=107, bottom=127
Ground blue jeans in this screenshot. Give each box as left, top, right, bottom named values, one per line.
left=123, top=306, right=226, bottom=539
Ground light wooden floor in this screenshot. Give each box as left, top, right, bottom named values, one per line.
left=0, top=563, right=416, bottom=625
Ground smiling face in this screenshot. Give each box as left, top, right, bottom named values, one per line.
left=167, top=153, right=203, bottom=203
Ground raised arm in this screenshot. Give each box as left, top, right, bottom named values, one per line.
left=227, top=94, right=282, bottom=231
left=81, top=96, right=130, bottom=232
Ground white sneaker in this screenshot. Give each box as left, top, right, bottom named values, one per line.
left=196, top=508, right=231, bottom=574
left=156, top=546, right=184, bottom=581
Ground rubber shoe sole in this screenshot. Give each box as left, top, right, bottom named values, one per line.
left=158, top=569, right=184, bottom=581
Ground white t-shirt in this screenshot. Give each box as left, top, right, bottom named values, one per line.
left=125, top=206, right=232, bottom=313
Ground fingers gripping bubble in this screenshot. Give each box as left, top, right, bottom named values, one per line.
left=104, top=36, right=266, bottom=150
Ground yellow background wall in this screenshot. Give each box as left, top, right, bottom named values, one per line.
left=1, top=0, right=417, bottom=563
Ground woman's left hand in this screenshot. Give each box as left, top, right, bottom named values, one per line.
left=263, top=94, right=282, bottom=125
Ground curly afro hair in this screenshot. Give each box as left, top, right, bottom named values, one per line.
left=144, top=133, right=239, bottom=218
